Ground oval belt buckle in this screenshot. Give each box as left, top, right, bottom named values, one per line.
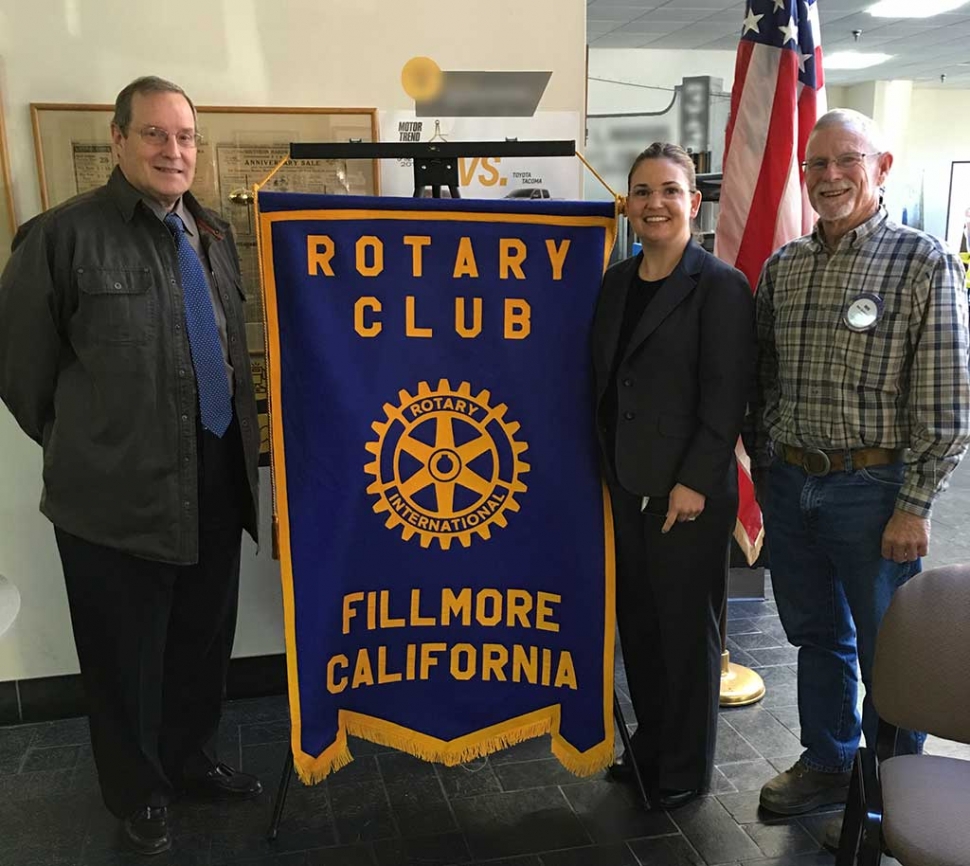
left=802, top=448, right=831, bottom=476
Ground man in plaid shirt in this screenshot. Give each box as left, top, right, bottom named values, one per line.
left=744, top=109, right=970, bottom=818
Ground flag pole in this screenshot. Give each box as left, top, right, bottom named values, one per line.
left=714, top=0, right=827, bottom=705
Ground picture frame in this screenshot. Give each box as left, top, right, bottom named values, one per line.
left=0, top=87, right=16, bottom=270
left=945, top=160, right=970, bottom=253
left=31, top=103, right=379, bottom=465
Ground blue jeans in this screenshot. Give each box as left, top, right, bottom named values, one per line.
left=764, top=459, right=924, bottom=773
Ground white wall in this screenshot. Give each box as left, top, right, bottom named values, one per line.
left=825, top=85, right=846, bottom=109
left=588, top=48, right=736, bottom=115
left=902, top=87, right=970, bottom=242
left=0, top=0, right=588, bottom=681
left=835, top=81, right=878, bottom=118
left=826, top=80, right=969, bottom=243
left=826, top=80, right=915, bottom=163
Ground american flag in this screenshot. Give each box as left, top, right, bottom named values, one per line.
left=715, top=0, right=826, bottom=564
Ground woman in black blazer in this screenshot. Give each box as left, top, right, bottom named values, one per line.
left=592, top=143, right=755, bottom=807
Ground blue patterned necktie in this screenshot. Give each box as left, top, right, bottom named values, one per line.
left=164, top=212, right=233, bottom=437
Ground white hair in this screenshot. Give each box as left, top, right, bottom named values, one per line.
left=811, top=109, right=888, bottom=154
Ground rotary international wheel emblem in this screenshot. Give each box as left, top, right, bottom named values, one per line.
left=364, top=380, right=530, bottom=549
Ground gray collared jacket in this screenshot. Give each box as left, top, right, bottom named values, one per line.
left=0, top=167, right=259, bottom=564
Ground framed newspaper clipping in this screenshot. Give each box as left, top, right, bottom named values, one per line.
left=31, top=103, right=379, bottom=465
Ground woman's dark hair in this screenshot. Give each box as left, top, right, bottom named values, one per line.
left=627, top=142, right=697, bottom=192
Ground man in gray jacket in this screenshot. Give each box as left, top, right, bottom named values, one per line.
left=0, top=76, right=261, bottom=855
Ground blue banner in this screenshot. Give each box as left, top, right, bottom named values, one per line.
left=258, top=193, right=617, bottom=781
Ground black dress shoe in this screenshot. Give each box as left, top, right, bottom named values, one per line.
left=182, top=762, right=263, bottom=801
left=123, top=805, right=171, bottom=856
left=658, top=788, right=700, bottom=810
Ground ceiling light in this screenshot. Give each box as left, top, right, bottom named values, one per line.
left=867, top=0, right=969, bottom=17
left=824, top=51, right=894, bottom=70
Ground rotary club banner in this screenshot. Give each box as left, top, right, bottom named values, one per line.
left=258, top=192, right=617, bottom=783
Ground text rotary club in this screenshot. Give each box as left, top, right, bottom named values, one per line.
left=304, top=231, right=575, bottom=340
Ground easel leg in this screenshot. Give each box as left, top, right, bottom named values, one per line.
left=613, top=690, right=651, bottom=810
left=266, top=747, right=294, bottom=841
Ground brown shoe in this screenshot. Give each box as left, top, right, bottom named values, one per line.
left=759, top=759, right=851, bottom=815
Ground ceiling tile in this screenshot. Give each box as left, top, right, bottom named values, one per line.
left=587, top=1, right=970, bottom=88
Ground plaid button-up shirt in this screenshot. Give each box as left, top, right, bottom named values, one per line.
left=746, top=207, right=970, bottom=517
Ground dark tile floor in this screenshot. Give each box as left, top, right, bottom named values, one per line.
left=4, top=592, right=957, bottom=866
left=4, top=463, right=969, bottom=866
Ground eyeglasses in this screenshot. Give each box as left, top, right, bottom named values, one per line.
left=629, top=185, right=696, bottom=198
left=800, top=152, right=880, bottom=173
left=135, top=126, right=203, bottom=149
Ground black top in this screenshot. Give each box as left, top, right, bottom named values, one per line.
left=616, top=273, right=665, bottom=363
left=600, top=272, right=666, bottom=459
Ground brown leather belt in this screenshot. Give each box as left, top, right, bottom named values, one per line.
left=778, top=444, right=902, bottom=477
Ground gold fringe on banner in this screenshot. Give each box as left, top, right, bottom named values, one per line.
left=290, top=708, right=615, bottom=785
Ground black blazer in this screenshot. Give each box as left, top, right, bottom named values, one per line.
left=591, top=239, right=755, bottom=500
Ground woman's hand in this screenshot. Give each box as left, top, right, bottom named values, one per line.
left=662, top=483, right=706, bottom=533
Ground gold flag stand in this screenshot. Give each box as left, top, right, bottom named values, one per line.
left=720, top=650, right=766, bottom=706
left=718, top=600, right=765, bottom=706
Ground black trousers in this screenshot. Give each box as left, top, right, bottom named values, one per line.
left=55, top=419, right=247, bottom=818
left=609, top=482, right=734, bottom=792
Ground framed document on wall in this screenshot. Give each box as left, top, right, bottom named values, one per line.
left=31, top=103, right=379, bottom=465
left=0, top=88, right=15, bottom=270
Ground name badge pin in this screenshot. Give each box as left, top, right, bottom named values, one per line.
left=843, top=293, right=883, bottom=333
